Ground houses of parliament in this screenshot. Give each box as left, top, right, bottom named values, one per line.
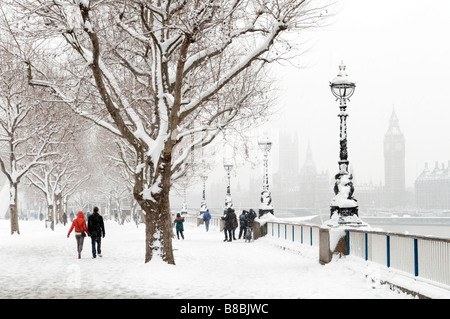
left=271, top=109, right=450, bottom=213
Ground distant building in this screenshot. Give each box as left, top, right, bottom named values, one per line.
left=272, top=132, right=331, bottom=211
left=272, top=131, right=300, bottom=208
left=383, top=108, right=407, bottom=207
left=415, top=161, right=450, bottom=210
left=354, top=181, right=384, bottom=211
left=297, top=143, right=330, bottom=210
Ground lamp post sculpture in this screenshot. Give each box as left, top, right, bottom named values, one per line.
left=258, top=136, right=274, bottom=217
left=223, top=159, right=233, bottom=209
left=329, top=62, right=360, bottom=224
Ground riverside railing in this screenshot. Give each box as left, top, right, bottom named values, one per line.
left=346, top=229, right=450, bottom=287
left=184, top=214, right=450, bottom=290
left=183, top=215, right=320, bottom=245
left=265, top=221, right=320, bottom=247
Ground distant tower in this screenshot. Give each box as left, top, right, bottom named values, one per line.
left=383, top=108, right=406, bottom=207
left=298, top=142, right=317, bottom=209
left=273, top=131, right=299, bottom=207
left=278, top=131, right=299, bottom=178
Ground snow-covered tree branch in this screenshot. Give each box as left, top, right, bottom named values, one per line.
left=7, top=0, right=332, bottom=262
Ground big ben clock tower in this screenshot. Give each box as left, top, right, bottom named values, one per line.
left=384, top=109, right=406, bottom=207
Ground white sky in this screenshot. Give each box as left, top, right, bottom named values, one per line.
left=262, top=0, right=450, bottom=188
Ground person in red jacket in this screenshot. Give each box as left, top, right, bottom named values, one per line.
left=67, top=211, right=90, bottom=259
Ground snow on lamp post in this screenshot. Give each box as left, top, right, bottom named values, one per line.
left=258, top=135, right=274, bottom=217
left=200, top=174, right=208, bottom=213
left=223, top=158, right=233, bottom=209
left=329, top=62, right=361, bottom=225
left=181, top=183, right=188, bottom=215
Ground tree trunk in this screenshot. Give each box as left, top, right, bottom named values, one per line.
left=9, top=183, right=20, bottom=235
left=47, top=204, right=54, bottom=231
left=142, top=196, right=174, bottom=264
left=55, top=193, right=62, bottom=224
left=63, top=196, right=68, bottom=220
left=135, top=155, right=175, bottom=264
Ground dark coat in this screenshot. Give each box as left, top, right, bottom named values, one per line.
left=239, top=212, right=247, bottom=227
left=223, top=208, right=235, bottom=231
left=233, top=211, right=238, bottom=229
left=174, top=217, right=184, bottom=231
left=88, top=212, right=105, bottom=238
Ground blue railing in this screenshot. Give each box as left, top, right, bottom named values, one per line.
left=265, top=221, right=320, bottom=247
left=346, top=229, right=450, bottom=287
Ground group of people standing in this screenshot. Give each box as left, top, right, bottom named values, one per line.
left=173, top=207, right=257, bottom=242
left=67, top=207, right=106, bottom=259
left=222, top=208, right=256, bottom=242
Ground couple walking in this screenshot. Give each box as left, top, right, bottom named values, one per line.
left=67, top=207, right=106, bottom=259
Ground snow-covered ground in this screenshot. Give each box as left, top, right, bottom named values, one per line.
left=0, top=219, right=448, bottom=299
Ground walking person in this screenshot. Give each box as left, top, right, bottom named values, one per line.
left=174, top=213, right=185, bottom=240
left=202, top=209, right=211, bottom=232
left=88, top=207, right=105, bottom=259
left=67, top=211, right=90, bottom=259
left=238, top=210, right=248, bottom=239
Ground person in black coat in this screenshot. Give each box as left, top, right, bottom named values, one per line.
left=87, top=206, right=106, bottom=258
left=222, top=207, right=235, bottom=242
left=238, top=210, right=248, bottom=239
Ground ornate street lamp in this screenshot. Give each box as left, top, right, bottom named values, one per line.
left=223, top=158, right=233, bottom=209
left=200, top=174, right=208, bottom=213
left=329, top=62, right=359, bottom=224
left=181, top=185, right=188, bottom=215
left=258, top=135, right=274, bottom=217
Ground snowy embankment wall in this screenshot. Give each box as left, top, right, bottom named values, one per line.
left=184, top=213, right=450, bottom=298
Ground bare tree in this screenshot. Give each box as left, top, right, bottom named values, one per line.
left=27, top=155, right=89, bottom=230
left=0, top=45, right=60, bottom=234
left=9, top=0, right=331, bottom=262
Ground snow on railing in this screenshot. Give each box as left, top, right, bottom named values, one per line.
left=265, top=221, right=320, bottom=247
left=347, top=229, right=450, bottom=287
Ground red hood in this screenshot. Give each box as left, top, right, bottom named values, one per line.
left=77, top=211, right=85, bottom=219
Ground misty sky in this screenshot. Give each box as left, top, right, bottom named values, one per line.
left=199, top=0, right=450, bottom=198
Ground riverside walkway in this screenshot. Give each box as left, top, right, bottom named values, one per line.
left=0, top=219, right=448, bottom=299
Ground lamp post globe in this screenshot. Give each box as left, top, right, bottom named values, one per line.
left=330, top=61, right=356, bottom=104
left=258, top=136, right=272, bottom=153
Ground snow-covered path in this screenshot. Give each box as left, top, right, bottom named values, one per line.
left=0, top=219, right=414, bottom=299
